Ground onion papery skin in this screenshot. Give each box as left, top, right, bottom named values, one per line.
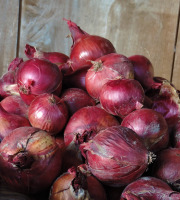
left=152, top=148, right=180, bottom=191
left=0, top=126, right=62, bottom=194
left=24, top=44, right=70, bottom=74
left=120, top=176, right=180, bottom=199
left=0, top=57, right=23, bottom=98
left=128, top=55, right=160, bottom=90
left=28, top=93, right=68, bottom=135
left=64, top=106, right=120, bottom=147
left=121, top=108, right=169, bottom=152
left=60, top=88, right=96, bottom=116
left=99, top=78, right=145, bottom=118
left=1, top=95, right=29, bottom=118
left=17, top=58, right=63, bottom=105
left=65, top=19, right=116, bottom=72
left=49, top=166, right=107, bottom=200
left=62, top=67, right=89, bottom=91
left=0, top=104, right=31, bottom=141
left=85, top=53, right=134, bottom=100
left=80, top=125, right=154, bottom=187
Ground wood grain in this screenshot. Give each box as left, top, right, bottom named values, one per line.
left=0, top=0, right=20, bottom=76
left=172, top=8, right=180, bottom=89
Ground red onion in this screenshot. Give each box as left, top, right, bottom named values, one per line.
left=80, top=125, right=155, bottom=187
left=0, top=104, right=30, bottom=141
left=121, top=108, right=169, bottom=152
left=120, top=176, right=180, bottom=199
left=1, top=95, right=29, bottom=118
left=0, top=126, right=63, bottom=194
left=0, top=57, right=23, bottom=98
left=64, top=106, right=120, bottom=146
left=63, top=19, right=116, bottom=72
left=152, top=148, right=180, bottom=191
left=128, top=55, right=161, bottom=90
left=28, top=93, right=68, bottom=135
left=49, top=165, right=107, bottom=200
left=99, top=78, right=145, bottom=118
left=172, top=117, right=180, bottom=148
left=17, top=58, right=63, bottom=105
left=85, top=53, right=134, bottom=100
left=146, top=78, right=180, bottom=128
left=60, top=88, right=96, bottom=116
left=24, top=44, right=70, bottom=74
left=62, top=66, right=89, bottom=91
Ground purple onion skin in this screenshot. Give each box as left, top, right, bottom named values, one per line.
left=120, top=176, right=180, bottom=200
left=0, top=127, right=62, bottom=194
left=64, top=106, right=120, bottom=146
left=80, top=125, right=153, bottom=187
left=172, top=118, right=180, bottom=148
left=99, top=78, right=145, bottom=118
left=152, top=148, right=180, bottom=191
left=121, top=108, right=169, bottom=152
left=128, top=55, right=156, bottom=90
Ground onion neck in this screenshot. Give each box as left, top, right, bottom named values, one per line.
left=91, top=60, right=103, bottom=72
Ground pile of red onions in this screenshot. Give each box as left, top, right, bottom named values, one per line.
left=0, top=19, right=180, bottom=200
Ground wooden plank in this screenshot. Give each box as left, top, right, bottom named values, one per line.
left=172, top=9, right=180, bottom=90
left=0, top=0, right=19, bottom=76
left=19, top=0, right=179, bottom=82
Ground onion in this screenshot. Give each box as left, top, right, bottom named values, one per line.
left=24, top=44, right=70, bottom=74
left=128, top=55, right=161, bottom=90
left=17, top=58, right=63, bottom=105
left=146, top=78, right=180, bottom=128
left=60, top=88, right=96, bottom=116
left=63, top=19, right=116, bottom=72
left=1, top=95, right=29, bottom=118
left=152, top=148, right=180, bottom=191
left=0, top=126, right=63, bottom=194
left=85, top=53, right=134, bottom=100
left=49, top=165, right=107, bottom=200
left=0, top=104, right=30, bottom=141
left=121, top=108, right=169, bottom=152
left=172, top=117, right=180, bottom=148
left=80, top=125, right=155, bottom=187
left=0, top=57, right=23, bottom=98
left=99, top=78, right=145, bottom=118
left=64, top=106, right=120, bottom=147
left=62, top=67, right=89, bottom=91
left=120, top=176, right=180, bottom=199
left=28, top=93, right=68, bottom=135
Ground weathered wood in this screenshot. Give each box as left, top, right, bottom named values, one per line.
left=0, top=0, right=20, bottom=76
left=172, top=10, right=180, bottom=89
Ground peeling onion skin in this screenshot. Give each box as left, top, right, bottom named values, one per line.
left=80, top=125, right=155, bottom=187
left=99, top=78, right=145, bottom=118
left=64, top=19, right=116, bottom=72
left=85, top=53, right=134, bottom=100
left=0, top=127, right=63, bottom=194
left=120, top=176, right=180, bottom=200
left=64, top=106, right=120, bottom=147
left=152, top=148, right=180, bottom=191
left=17, top=58, right=63, bottom=105
left=49, top=166, right=107, bottom=200
left=28, top=93, right=69, bottom=135
left=121, top=108, right=169, bottom=152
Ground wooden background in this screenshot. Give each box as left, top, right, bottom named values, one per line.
left=1, top=0, right=180, bottom=88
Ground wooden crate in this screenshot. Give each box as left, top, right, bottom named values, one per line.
left=0, top=0, right=180, bottom=89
